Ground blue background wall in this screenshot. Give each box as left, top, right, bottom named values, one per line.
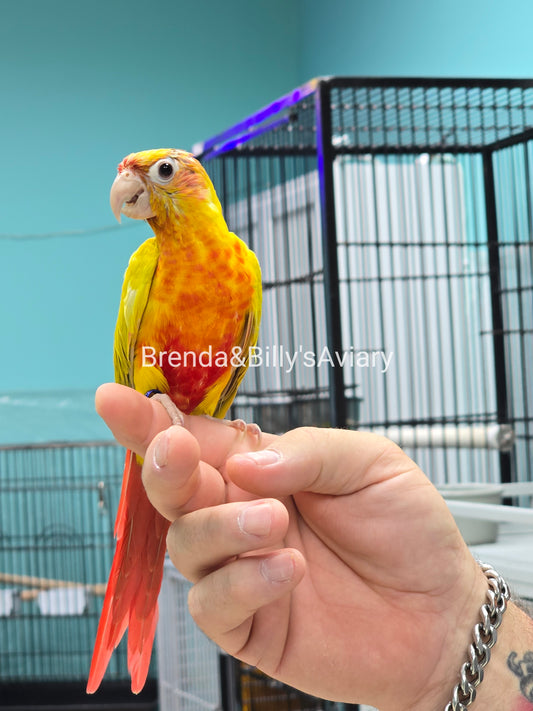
left=299, top=0, right=533, bottom=79
left=1, top=0, right=533, bottom=442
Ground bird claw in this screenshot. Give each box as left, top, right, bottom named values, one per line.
left=202, top=414, right=262, bottom=441
left=228, top=418, right=246, bottom=432
left=244, top=421, right=262, bottom=439
left=227, top=418, right=262, bottom=440
left=147, top=392, right=185, bottom=426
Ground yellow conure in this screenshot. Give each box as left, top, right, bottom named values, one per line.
left=87, top=149, right=262, bottom=694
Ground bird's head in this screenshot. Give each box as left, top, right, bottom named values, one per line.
left=110, top=148, right=221, bottom=225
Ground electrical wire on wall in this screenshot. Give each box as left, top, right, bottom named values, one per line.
left=0, top=222, right=143, bottom=240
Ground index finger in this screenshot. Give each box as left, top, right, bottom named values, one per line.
left=95, top=383, right=171, bottom=457
left=95, top=382, right=276, bottom=466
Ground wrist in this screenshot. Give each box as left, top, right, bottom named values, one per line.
left=399, top=561, right=491, bottom=711
left=446, top=563, right=511, bottom=709
left=426, top=564, right=533, bottom=711
left=408, top=563, right=513, bottom=711
left=470, top=600, right=533, bottom=711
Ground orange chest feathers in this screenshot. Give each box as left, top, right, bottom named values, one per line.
left=133, top=234, right=259, bottom=412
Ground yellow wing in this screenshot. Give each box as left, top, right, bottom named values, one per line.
left=113, top=237, right=160, bottom=389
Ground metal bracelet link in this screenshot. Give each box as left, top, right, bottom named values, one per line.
left=444, top=563, right=510, bottom=711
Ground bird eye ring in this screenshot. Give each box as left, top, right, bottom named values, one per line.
left=149, top=158, right=177, bottom=183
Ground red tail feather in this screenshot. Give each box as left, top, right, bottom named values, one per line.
left=87, top=449, right=170, bottom=694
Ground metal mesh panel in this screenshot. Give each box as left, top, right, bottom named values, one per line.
left=0, top=441, right=139, bottom=683
left=157, top=562, right=222, bottom=711
left=330, top=83, right=533, bottom=152
left=332, top=151, right=503, bottom=483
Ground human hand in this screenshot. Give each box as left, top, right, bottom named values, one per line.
left=95, top=382, right=489, bottom=711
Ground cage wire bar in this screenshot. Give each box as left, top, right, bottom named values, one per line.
left=196, top=76, right=533, bottom=490
left=0, top=440, right=157, bottom=709
left=157, top=563, right=221, bottom=711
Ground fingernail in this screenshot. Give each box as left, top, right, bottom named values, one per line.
left=260, top=552, right=295, bottom=583
left=238, top=502, right=272, bottom=537
left=237, top=449, right=282, bottom=467
left=154, top=430, right=169, bottom=468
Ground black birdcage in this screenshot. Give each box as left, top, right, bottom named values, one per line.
left=0, top=441, right=158, bottom=710
left=197, top=76, right=533, bottom=490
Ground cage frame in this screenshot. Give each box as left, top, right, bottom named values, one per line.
left=196, top=75, right=533, bottom=488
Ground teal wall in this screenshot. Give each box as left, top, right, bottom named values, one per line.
left=2, top=0, right=533, bottom=441
left=299, top=0, right=533, bottom=78
left=0, top=0, right=301, bottom=394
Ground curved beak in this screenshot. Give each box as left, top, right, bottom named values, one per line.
left=110, top=170, right=155, bottom=223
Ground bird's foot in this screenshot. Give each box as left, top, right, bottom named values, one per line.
left=200, top=414, right=262, bottom=440
left=145, top=390, right=261, bottom=441
left=146, top=391, right=184, bottom=426
left=226, top=418, right=262, bottom=440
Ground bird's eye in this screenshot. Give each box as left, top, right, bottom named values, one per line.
left=148, top=158, right=177, bottom=183
left=159, top=162, right=173, bottom=178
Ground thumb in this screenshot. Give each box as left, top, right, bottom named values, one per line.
left=226, top=426, right=408, bottom=498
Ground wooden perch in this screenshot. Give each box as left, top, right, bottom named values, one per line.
left=0, top=572, right=107, bottom=600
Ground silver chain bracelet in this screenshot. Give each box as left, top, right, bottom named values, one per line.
left=444, top=563, right=510, bottom=711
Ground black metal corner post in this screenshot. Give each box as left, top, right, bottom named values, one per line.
left=315, top=79, right=347, bottom=429
left=482, top=149, right=512, bottom=485
left=219, top=654, right=242, bottom=711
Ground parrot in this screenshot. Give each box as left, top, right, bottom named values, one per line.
left=87, top=148, right=262, bottom=694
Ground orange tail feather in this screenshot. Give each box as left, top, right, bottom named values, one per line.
left=87, top=449, right=170, bottom=694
